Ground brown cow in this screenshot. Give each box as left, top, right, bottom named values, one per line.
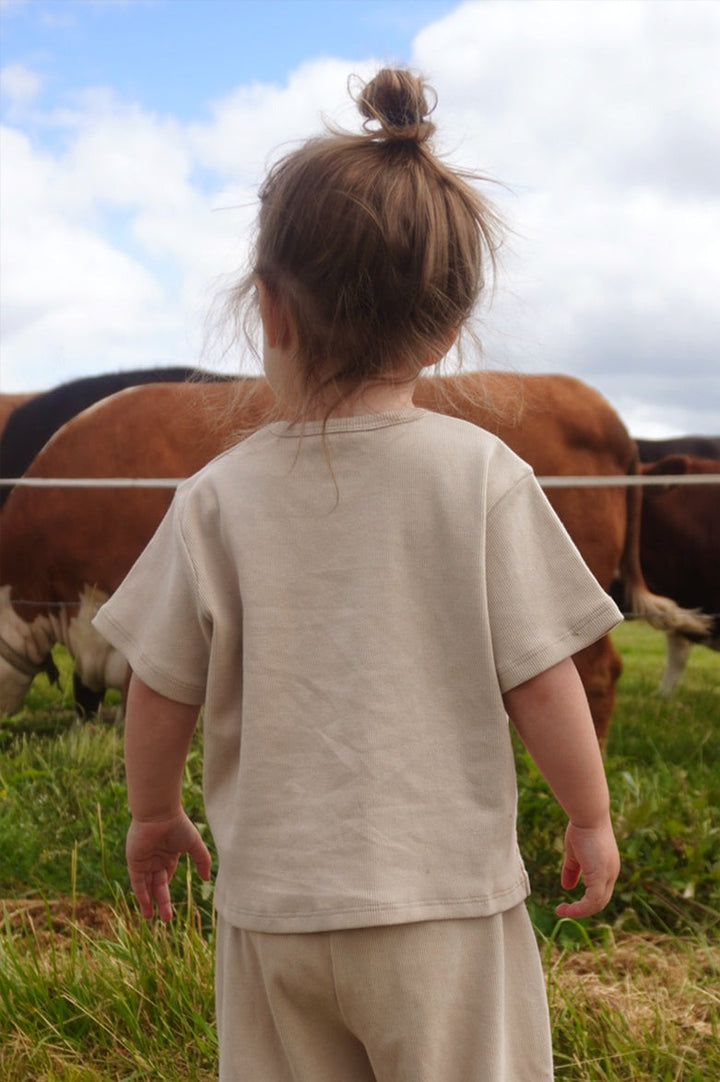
left=0, top=367, right=227, bottom=509
left=0, top=373, right=710, bottom=741
left=639, top=454, right=720, bottom=693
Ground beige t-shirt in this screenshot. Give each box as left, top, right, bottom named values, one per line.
left=94, top=409, right=621, bottom=933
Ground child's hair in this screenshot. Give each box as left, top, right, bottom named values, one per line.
left=227, top=67, right=503, bottom=410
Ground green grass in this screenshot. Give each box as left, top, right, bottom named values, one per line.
left=520, top=621, right=720, bottom=939
left=547, top=930, right=719, bottom=1079
left=0, top=884, right=216, bottom=1080
left=1, top=623, right=718, bottom=1079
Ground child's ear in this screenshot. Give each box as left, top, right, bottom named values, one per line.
left=257, top=279, right=293, bottom=350
left=421, top=327, right=460, bottom=368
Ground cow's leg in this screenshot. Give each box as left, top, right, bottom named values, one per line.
left=659, top=632, right=692, bottom=696
left=572, top=636, right=623, bottom=747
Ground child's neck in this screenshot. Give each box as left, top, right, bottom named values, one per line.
left=303, top=377, right=419, bottom=421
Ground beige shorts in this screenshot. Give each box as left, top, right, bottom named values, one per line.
left=215, top=903, right=553, bottom=1081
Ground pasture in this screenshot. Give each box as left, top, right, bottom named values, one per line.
left=0, top=622, right=718, bottom=1080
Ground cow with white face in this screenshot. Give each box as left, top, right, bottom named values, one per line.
left=0, top=584, right=128, bottom=716
left=0, top=379, right=273, bottom=718
left=0, top=585, right=60, bottom=714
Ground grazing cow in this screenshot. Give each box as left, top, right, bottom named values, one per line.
left=0, top=367, right=227, bottom=509
left=0, top=379, right=273, bottom=717
left=637, top=435, right=720, bottom=463
left=638, top=454, right=720, bottom=694
left=0, top=373, right=710, bottom=741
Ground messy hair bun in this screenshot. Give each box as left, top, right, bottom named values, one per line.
left=356, top=68, right=436, bottom=143
left=224, top=66, right=503, bottom=417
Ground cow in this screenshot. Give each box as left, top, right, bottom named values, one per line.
left=637, top=454, right=719, bottom=694
left=0, top=378, right=273, bottom=716
left=637, top=436, right=720, bottom=464
left=0, top=367, right=231, bottom=509
left=0, top=372, right=710, bottom=742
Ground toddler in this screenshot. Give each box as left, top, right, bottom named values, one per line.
left=94, top=68, right=621, bottom=1081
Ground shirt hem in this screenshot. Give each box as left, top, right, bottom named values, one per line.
left=92, top=610, right=206, bottom=705
left=497, top=601, right=622, bottom=693
left=214, top=875, right=531, bottom=934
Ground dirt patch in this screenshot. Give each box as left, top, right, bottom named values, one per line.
left=1, top=895, right=118, bottom=940
left=547, top=932, right=719, bottom=1039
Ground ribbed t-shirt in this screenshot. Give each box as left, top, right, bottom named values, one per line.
left=94, top=409, right=621, bottom=932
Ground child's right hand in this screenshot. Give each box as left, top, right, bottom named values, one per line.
left=555, top=818, right=620, bottom=919
left=126, top=811, right=212, bottom=922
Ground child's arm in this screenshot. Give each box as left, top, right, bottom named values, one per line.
left=503, top=656, right=620, bottom=919
left=123, top=674, right=212, bottom=921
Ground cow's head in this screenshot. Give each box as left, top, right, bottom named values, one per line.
left=67, top=586, right=129, bottom=695
left=0, top=584, right=128, bottom=717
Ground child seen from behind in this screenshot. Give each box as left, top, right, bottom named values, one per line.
left=94, top=68, right=622, bottom=1081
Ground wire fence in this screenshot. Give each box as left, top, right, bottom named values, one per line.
left=2, top=474, right=720, bottom=490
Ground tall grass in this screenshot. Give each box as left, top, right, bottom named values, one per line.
left=1, top=876, right=215, bottom=1080
left=547, top=927, right=719, bottom=1079
left=0, top=623, right=718, bottom=1078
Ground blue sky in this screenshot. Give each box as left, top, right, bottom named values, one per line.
left=1, top=1, right=457, bottom=118
left=1, top=0, right=719, bottom=436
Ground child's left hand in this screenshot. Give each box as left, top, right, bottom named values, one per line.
left=555, top=818, right=620, bottom=919
left=126, top=811, right=212, bottom=921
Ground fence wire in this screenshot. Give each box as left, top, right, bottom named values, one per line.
left=1, top=473, right=719, bottom=490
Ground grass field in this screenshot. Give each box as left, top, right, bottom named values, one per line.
left=0, top=622, right=718, bottom=1079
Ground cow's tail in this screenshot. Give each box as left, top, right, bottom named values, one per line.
left=618, top=452, right=713, bottom=637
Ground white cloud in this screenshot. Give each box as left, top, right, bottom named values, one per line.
left=186, top=59, right=377, bottom=184
left=411, top=0, right=720, bottom=434
left=0, top=62, right=42, bottom=108
left=0, top=1, right=718, bottom=438
left=416, top=0, right=720, bottom=192
left=0, top=58, right=384, bottom=392
left=0, top=121, right=192, bottom=387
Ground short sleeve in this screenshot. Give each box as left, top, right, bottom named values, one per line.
left=486, top=473, right=622, bottom=693
left=92, top=492, right=211, bottom=704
